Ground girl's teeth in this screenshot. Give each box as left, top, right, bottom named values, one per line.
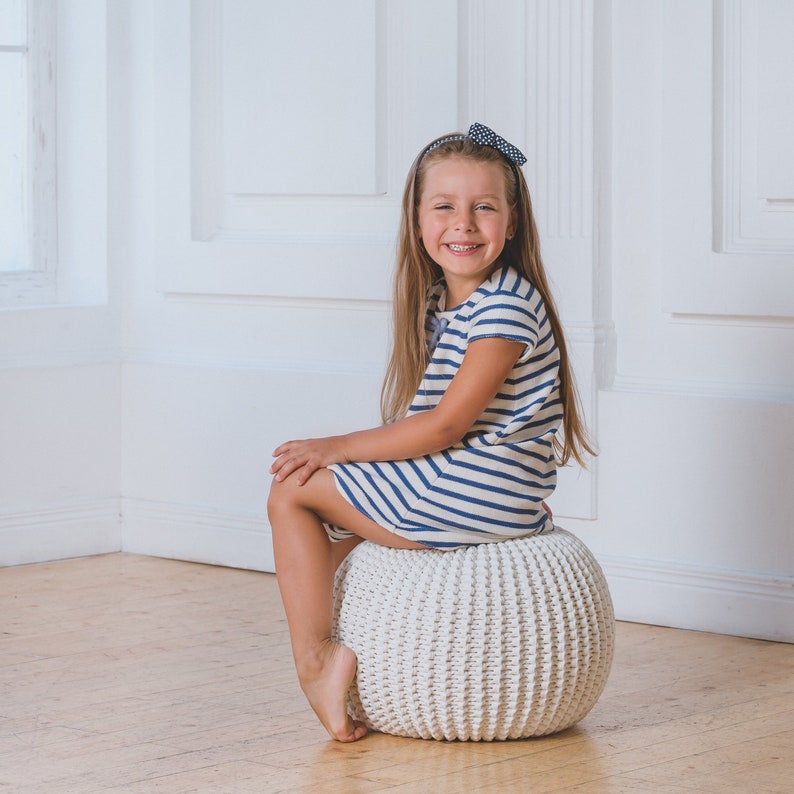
left=449, top=244, right=477, bottom=251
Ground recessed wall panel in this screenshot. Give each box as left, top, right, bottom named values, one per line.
left=160, top=0, right=459, bottom=298
left=755, top=0, right=794, bottom=200
left=652, top=0, right=794, bottom=318
left=714, top=0, right=794, bottom=253
left=222, top=0, right=379, bottom=197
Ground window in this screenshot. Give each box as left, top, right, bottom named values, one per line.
left=0, top=0, right=56, bottom=304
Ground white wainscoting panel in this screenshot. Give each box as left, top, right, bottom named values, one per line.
left=158, top=0, right=463, bottom=300
left=122, top=498, right=272, bottom=572
left=137, top=0, right=601, bottom=523
left=121, top=361, right=385, bottom=573
left=599, top=554, right=794, bottom=643
left=658, top=0, right=794, bottom=317
left=562, top=386, right=794, bottom=642
left=527, top=0, right=595, bottom=309
left=591, top=0, right=794, bottom=642
left=0, top=500, right=120, bottom=567
left=458, top=0, right=527, bottom=138
left=610, top=0, right=794, bottom=404
left=221, top=1, right=381, bottom=197
left=714, top=0, right=794, bottom=253
left=525, top=0, right=599, bottom=517
left=0, top=362, right=121, bottom=566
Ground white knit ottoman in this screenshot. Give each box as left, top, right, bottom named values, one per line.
left=332, top=528, right=614, bottom=741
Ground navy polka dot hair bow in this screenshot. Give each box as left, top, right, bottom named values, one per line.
left=424, top=123, right=527, bottom=167
left=467, top=123, right=527, bottom=166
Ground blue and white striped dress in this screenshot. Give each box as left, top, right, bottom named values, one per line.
left=328, top=264, right=561, bottom=549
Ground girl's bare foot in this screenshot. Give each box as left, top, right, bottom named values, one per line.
left=299, top=640, right=367, bottom=742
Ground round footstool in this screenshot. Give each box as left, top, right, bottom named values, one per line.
left=332, top=528, right=614, bottom=741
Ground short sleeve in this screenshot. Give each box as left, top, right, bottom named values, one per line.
left=467, top=291, right=540, bottom=362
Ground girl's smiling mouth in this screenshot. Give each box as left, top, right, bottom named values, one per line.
left=446, top=243, right=481, bottom=253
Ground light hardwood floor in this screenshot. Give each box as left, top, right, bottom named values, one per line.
left=1, top=553, right=792, bottom=793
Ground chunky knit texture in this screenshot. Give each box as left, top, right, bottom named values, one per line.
left=332, top=528, right=615, bottom=741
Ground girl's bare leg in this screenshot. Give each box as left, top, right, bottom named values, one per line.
left=331, top=535, right=365, bottom=570
left=267, top=469, right=423, bottom=742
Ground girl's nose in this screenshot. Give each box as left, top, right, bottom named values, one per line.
left=454, top=211, right=475, bottom=231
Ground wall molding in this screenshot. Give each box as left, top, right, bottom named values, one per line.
left=121, top=498, right=273, bottom=573
left=162, top=292, right=390, bottom=312
left=0, top=499, right=121, bottom=567
left=190, top=0, right=390, bottom=242
left=611, top=373, right=794, bottom=404
left=668, top=312, right=794, bottom=330
left=0, top=349, right=118, bottom=370
left=601, top=552, right=794, bottom=643
left=527, top=0, right=594, bottom=242
left=649, top=1, right=794, bottom=318
left=7, top=497, right=790, bottom=644
left=121, top=348, right=386, bottom=377
left=713, top=0, right=794, bottom=254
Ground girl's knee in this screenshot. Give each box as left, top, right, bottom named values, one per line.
left=267, top=476, right=294, bottom=522
left=267, top=474, right=316, bottom=521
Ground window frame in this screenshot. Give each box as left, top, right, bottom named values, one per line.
left=0, top=0, right=57, bottom=306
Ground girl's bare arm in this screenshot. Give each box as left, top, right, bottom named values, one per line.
left=270, top=336, right=524, bottom=485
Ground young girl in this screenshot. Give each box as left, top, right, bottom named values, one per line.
left=267, top=123, right=595, bottom=743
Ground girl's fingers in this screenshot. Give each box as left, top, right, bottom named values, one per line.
left=270, top=452, right=295, bottom=478
left=296, top=465, right=319, bottom=486
left=269, top=453, right=290, bottom=475
left=273, top=459, right=298, bottom=481
left=271, top=450, right=316, bottom=483
left=270, top=438, right=328, bottom=483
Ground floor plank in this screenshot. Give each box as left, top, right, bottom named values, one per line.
left=1, top=553, right=791, bottom=793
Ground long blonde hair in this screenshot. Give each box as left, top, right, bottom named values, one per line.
left=380, top=133, right=596, bottom=467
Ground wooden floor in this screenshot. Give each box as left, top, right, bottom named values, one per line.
left=0, top=554, right=792, bottom=794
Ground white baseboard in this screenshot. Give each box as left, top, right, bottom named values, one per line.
left=5, top=499, right=788, bottom=643
left=119, top=503, right=793, bottom=641
left=0, top=499, right=121, bottom=567
left=121, top=498, right=274, bottom=573
left=601, top=554, right=794, bottom=643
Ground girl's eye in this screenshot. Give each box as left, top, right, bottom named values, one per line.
left=476, top=204, right=495, bottom=211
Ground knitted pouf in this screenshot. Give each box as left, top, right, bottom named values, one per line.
left=332, top=528, right=614, bottom=741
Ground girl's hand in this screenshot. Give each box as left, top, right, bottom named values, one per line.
left=270, top=436, right=348, bottom=486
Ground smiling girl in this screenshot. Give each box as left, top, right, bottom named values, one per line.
left=267, top=123, right=595, bottom=742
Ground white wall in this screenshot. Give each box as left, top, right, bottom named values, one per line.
left=565, top=0, right=794, bottom=642
left=1, top=0, right=791, bottom=642
left=0, top=2, right=120, bottom=566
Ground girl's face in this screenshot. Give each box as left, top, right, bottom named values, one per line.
left=417, top=156, right=516, bottom=303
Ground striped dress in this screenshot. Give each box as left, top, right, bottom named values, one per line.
left=327, top=264, right=561, bottom=549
